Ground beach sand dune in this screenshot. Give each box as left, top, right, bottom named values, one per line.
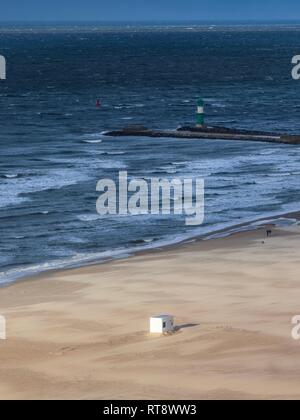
left=0, top=224, right=300, bottom=400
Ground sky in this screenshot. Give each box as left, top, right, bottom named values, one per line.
left=1, top=0, right=300, bottom=22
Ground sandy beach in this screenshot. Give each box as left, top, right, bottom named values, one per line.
left=0, top=218, right=300, bottom=400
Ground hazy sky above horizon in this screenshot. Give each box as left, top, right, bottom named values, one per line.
left=2, top=0, right=300, bottom=22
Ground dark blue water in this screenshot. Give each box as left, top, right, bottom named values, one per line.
left=1, top=24, right=300, bottom=283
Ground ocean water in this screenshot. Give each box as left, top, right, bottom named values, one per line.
left=1, top=23, right=300, bottom=284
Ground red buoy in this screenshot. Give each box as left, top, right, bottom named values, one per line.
left=96, top=99, right=101, bottom=108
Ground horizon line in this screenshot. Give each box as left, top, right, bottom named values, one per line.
left=1, top=19, right=300, bottom=24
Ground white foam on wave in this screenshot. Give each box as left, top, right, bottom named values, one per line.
left=0, top=168, right=92, bottom=209
left=82, top=139, right=103, bottom=144
left=3, top=174, right=19, bottom=179
left=0, top=150, right=129, bottom=211
left=158, top=166, right=178, bottom=174
left=77, top=214, right=101, bottom=222
left=45, top=156, right=127, bottom=170
left=82, top=131, right=108, bottom=140
left=143, top=238, right=154, bottom=243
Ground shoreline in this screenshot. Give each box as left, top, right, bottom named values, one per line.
left=1, top=208, right=300, bottom=288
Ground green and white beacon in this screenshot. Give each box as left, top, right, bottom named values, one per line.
left=196, top=98, right=205, bottom=128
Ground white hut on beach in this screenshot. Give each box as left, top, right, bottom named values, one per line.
left=150, top=314, right=174, bottom=334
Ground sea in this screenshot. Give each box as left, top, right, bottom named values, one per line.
left=1, top=22, right=300, bottom=284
